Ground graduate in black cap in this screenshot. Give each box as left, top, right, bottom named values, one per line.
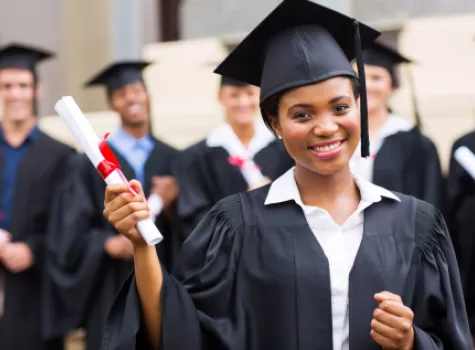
left=350, top=40, right=444, bottom=210
left=45, top=61, right=181, bottom=350
left=100, top=1, right=470, bottom=349
left=173, top=71, right=294, bottom=237
left=0, top=43, right=75, bottom=350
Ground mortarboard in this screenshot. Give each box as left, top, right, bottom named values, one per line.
left=85, top=61, right=151, bottom=94
left=220, top=76, right=251, bottom=87
left=213, top=0, right=380, bottom=157
left=362, top=40, right=422, bottom=128
left=0, top=43, right=54, bottom=73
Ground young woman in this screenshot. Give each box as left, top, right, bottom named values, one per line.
left=350, top=41, right=445, bottom=210
left=100, top=0, right=470, bottom=349
left=174, top=76, right=294, bottom=236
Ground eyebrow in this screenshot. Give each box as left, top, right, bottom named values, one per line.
left=288, top=95, right=351, bottom=111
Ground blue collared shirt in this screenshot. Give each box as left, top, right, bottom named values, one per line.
left=107, top=128, right=154, bottom=184
left=0, top=125, right=40, bottom=229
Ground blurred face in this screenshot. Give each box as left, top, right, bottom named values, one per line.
left=271, top=77, right=360, bottom=176
left=356, top=63, right=393, bottom=114
left=109, top=82, right=149, bottom=127
left=218, top=85, right=260, bottom=126
left=0, top=68, right=37, bottom=123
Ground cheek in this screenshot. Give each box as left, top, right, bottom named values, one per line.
left=281, top=120, right=309, bottom=146
left=340, top=113, right=360, bottom=139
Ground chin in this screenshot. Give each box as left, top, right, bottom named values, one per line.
left=123, top=114, right=147, bottom=126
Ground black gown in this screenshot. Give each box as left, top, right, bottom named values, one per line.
left=372, top=127, right=444, bottom=210
left=43, top=138, right=181, bottom=350
left=174, top=139, right=294, bottom=236
left=446, top=130, right=475, bottom=333
left=0, top=131, right=74, bottom=350
left=102, top=187, right=471, bottom=350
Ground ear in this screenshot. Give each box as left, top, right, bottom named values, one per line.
left=34, top=82, right=42, bottom=100
left=269, top=115, right=282, bottom=139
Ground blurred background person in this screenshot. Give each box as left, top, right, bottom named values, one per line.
left=0, top=43, right=74, bottom=350
left=44, top=61, right=181, bottom=350
left=350, top=41, right=444, bottom=210
left=173, top=76, right=294, bottom=236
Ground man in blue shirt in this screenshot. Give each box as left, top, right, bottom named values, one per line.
left=46, top=61, right=181, bottom=350
left=0, top=43, right=74, bottom=350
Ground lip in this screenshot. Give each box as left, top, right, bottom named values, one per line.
left=309, top=138, right=345, bottom=148
left=308, top=139, right=346, bottom=160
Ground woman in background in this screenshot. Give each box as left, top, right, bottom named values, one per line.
left=174, top=76, right=293, bottom=236
left=350, top=41, right=444, bottom=210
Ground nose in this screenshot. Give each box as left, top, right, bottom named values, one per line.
left=313, top=115, right=338, bottom=137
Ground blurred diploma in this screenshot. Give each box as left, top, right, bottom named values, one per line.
left=228, top=155, right=266, bottom=187
left=147, top=193, right=163, bottom=222
left=55, top=96, right=163, bottom=246
left=454, top=146, right=475, bottom=180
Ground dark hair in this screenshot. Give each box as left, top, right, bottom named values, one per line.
left=260, top=76, right=361, bottom=134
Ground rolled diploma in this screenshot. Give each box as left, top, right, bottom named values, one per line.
left=241, top=160, right=266, bottom=187
left=454, top=146, right=475, bottom=180
left=54, top=96, right=163, bottom=245
left=147, top=193, right=164, bottom=222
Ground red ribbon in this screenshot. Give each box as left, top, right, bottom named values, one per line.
left=228, top=155, right=261, bottom=171
left=97, top=133, right=137, bottom=195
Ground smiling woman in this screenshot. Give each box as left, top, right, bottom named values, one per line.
left=101, top=0, right=471, bottom=349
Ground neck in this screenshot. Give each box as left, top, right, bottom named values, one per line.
left=368, top=106, right=390, bottom=139
left=228, top=121, right=255, bottom=148
left=295, top=164, right=359, bottom=210
left=121, top=122, right=149, bottom=139
left=1, top=117, right=37, bottom=147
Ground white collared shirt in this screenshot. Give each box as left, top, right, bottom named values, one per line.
left=350, top=114, right=412, bottom=182
left=265, top=168, right=400, bottom=350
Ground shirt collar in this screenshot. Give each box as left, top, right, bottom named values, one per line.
left=206, top=119, right=275, bottom=158
left=265, top=167, right=400, bottom=208
left=378, top=114, right=413, bottom=140
left=108, top=127, right=154, bottom=152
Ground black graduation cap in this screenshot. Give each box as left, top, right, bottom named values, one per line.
left=214, top=0, right=380, bottom=157
left=362, top=41, right=422, bottom=128
left=85, top=61, right=151, bottom=93
left=0, top=43, right=54, bottom=73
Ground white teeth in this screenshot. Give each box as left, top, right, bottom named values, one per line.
left=313, top=141, right=341, bottom=153
left=127, top=104, right=141, bottom=113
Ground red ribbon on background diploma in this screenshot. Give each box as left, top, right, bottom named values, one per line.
left=228, top=155, right=261, bottom=171
left=97, top=133, right=137, bottom=195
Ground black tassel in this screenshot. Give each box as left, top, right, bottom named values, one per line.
left=405, top=66, right=422, bottom=129
left=353, top=20, right=370, bottom=158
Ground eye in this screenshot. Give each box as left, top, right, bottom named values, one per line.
left=334, top=104, right=349, bottom=114
left=293, top=112, right=312, bottom=120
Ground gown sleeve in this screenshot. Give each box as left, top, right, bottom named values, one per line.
left=410, top=200, right=472, bottom=349
left=102, top=194, right=244, bottom=350
left=416, top=134, right=445, bottom=211
left=173, top=145, right=215, bottom=237
left=43, top=153, right=117, bottom=336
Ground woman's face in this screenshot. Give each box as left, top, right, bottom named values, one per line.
left=271, top=77, right=360, bottom=176
left=219, top=85, right=260, bottom=126
left=359, top=64, right=393, bottom=114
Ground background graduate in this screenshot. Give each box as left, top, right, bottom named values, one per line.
left=350, top=41, right=444, bottom=210
left=0, top=43, right=75, bottom=350
left=101, top=0, right=470, bottom=349
left=44, top=61, right=181, bottom=350
left=174, top=75, right=294, bottom=236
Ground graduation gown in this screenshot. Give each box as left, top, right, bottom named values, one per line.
left=371, top=128, right=444, bottom=210
left=446, top=130, right=475, bottom=333
left=43, top=138, right=181, bottom=350
left=0, top=131, right=74, bottom=350
left=102, top=188, right=471, bottom=350
left=174, top=139, right=294, bottom=236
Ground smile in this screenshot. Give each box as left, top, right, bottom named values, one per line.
left=309, top=139, right=345, bottom=160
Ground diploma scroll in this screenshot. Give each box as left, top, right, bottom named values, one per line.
left=228, top=156, right=266, bottom=187
left=454, top=146, right=475, bottom=180
left=55, top=96, right=163, bottom=246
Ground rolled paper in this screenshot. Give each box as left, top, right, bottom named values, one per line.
left=454, top=146, right=475, bottom=180
left=228, top=156, right=265, bottom=187
left=147, top=193, right=164, bottom=222
left=54, top=96, right=163, bottom=245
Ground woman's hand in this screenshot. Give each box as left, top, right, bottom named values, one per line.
left=371, top=291, right=415, bottom=350
left=103, top=180, right=150, bottom=247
